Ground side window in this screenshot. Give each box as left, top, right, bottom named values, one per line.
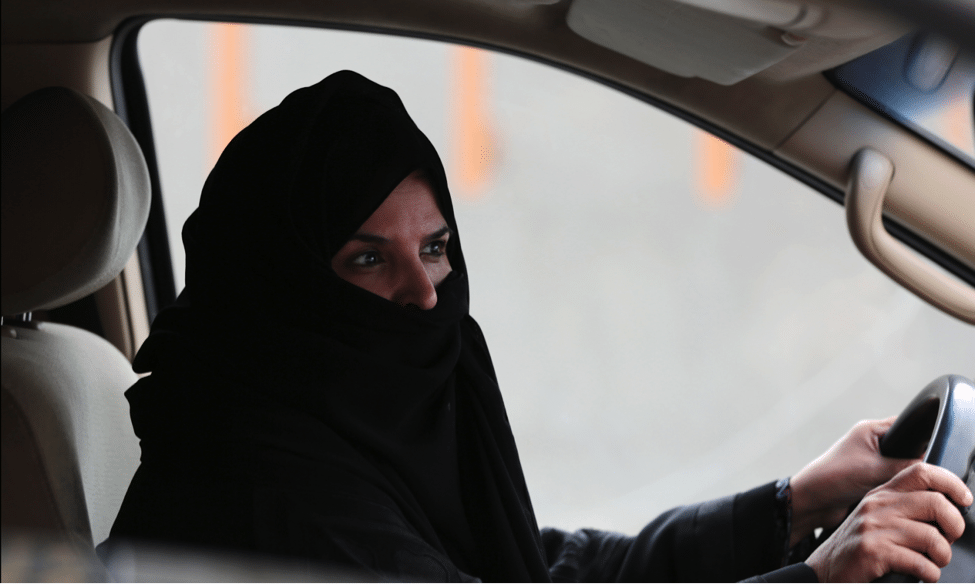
left=138, top=20, right=974, bottom=533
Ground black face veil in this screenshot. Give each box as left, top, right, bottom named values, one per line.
left=124, top=71, right=550, bottom=581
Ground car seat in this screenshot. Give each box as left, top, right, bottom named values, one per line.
left=1, top=86, right=149, bottom=552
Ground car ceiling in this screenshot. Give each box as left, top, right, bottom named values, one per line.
left=3, top=0, right=974, bottom=323
left=0, top=0, right=918, bottom=156
left=0, top=0, right=911, bottom=72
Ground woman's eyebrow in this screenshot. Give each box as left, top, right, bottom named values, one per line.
left=425, top=226, right=452, bottom=240
left=348, top=226, right=451, bottom=244
left=349, top=233, right=388, bottom=244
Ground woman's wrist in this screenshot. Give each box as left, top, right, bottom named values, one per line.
left=788, top=470, right=825, bottom=547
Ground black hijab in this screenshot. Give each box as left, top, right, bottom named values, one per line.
left=126, top=71, right=550, bottom=581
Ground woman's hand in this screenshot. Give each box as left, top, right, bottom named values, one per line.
left=789, top=417, right=917, bottom=544
left=804, top=462, right=972, bottom=582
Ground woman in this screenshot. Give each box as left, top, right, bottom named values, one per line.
left=109, top=71, right=970, bottom=582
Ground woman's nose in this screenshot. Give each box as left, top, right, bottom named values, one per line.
left=392, top=258, right=438, bottom=310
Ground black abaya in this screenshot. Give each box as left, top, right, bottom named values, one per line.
left=107, top=71, right=817, bottom=582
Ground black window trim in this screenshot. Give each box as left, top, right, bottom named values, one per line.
left=110, top=14, right=975, bottom=327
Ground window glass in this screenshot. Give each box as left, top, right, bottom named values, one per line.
left=831, top=32, right=975, bottom=163
left=138, top=20, right=975, bottom=533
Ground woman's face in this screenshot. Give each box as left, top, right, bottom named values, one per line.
left=331, top=171, right=452, bottom=310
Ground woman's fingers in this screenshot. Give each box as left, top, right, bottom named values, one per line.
left=919, top=489, right=968, bottom=543
left=849, top=497, right=954, bottom=572
left=860, top=487, right=968, bottom=544
left=875, top=464, right=969, bottom=548
left=805, top=462, right=972, bottom=582
left=790, top=418, right=922, bottom=543
left=857, top=490, right=963, bottom=551
left=809, top=511, right=945, bottom=582
left=882, top=542, right=942, bottom=583
left=883, top=462, right=974, bottom=511
left=889, top=514, right=952, bottom=567
left=865, top=416, right=898, bottom=441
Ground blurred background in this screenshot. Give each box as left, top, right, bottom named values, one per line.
left=138, top=20, right=974, bottom=535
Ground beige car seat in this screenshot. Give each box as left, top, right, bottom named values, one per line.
left=1, top=86, right=149, bottom=551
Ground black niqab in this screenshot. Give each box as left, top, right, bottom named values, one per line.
left=125, top=71, right=549, bottom=580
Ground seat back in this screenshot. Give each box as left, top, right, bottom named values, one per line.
left=1, top=87, right=150, bottom=547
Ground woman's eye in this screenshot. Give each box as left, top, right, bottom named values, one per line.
left=350, top=251, right=382, bottom=267
left=423, top=240, right=448, bottom=257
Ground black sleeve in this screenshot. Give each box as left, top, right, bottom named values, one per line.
left=740, top=563, right=818, bottom=582
left=540, top=481, right=818, bottom=582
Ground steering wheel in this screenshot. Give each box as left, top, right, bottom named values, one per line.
left=875, top=374, right=975, bottom=583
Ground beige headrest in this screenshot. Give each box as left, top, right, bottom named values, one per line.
left=1, top=87, right=150, bottom=317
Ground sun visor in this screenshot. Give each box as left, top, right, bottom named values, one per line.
left=567, top=0, right=804, bottom=84
left=566, top=0, right=897, bottom=85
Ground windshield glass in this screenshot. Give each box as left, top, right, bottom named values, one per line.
left=137, top=19, right=975, bottom=533
left=831, top=32, right=975, bottom=164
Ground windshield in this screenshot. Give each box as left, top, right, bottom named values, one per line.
left=137, top=19, right=975, bottom=533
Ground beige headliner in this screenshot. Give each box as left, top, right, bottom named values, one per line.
left=3, top=0, right=973, bottom=324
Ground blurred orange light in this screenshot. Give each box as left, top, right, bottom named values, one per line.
left=696, top=132, right=738, bottom=208
left=209, top=23, right=251, bottom=168
left=451, top=46, right=496, bottom=202
left=943, top=95, right=975, bottom=155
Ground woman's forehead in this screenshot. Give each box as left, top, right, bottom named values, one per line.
left=355, top=172, right=448, bottom=237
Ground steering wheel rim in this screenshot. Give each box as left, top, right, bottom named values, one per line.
left=876, top=374, right=975, bottom=583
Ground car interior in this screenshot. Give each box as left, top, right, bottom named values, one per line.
left=2, top=0, right=973, bottom=580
